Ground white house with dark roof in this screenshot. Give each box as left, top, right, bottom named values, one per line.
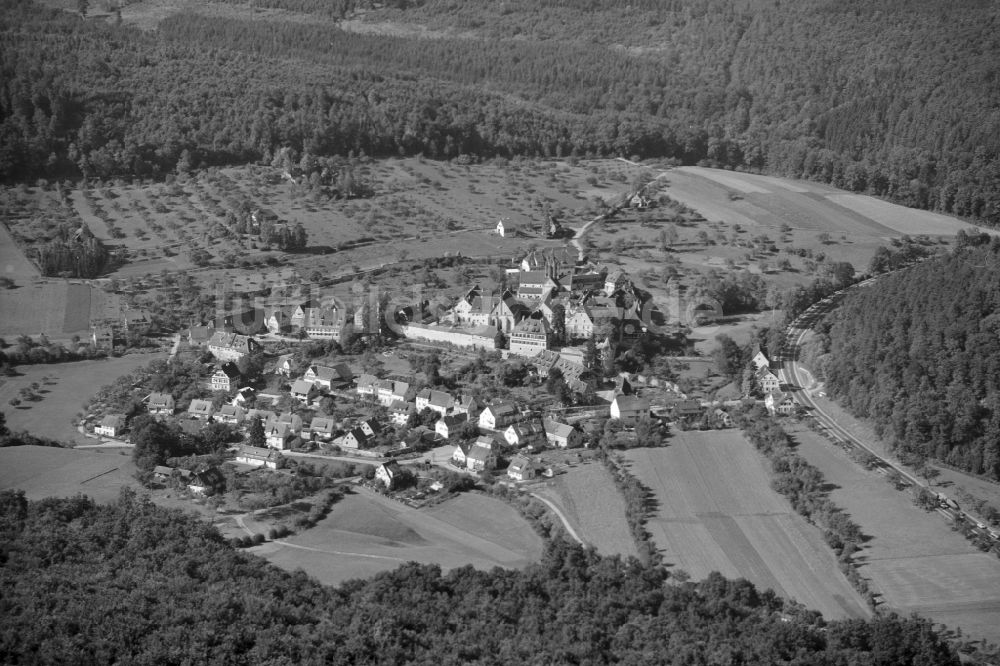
left=304, top=363, right=352, bottom=389
left=435, top=413, right=467, bottom=440
left=211, top=362, right=242, bottom=392
left=504, top=420, right=545, bottom=447
left=479, top=402, right=520, bottom=431
left=95, top=414, right=127, bottom=438
left=376, top=460, right=403, bottom=489
left=543, top=419, right=582, bottom=448
left=451, top=442, right=471, bottom=466
left=610, top=394, right=649, bottom=427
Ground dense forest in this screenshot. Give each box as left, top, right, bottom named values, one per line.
left=0, top=489, right=963, bottom=665
left=1, top=0, right=998, bottom=225
left=819, top=238, right=1000, bottom=480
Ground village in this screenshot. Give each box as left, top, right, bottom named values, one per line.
left=79, top=240, right=799, bottom=513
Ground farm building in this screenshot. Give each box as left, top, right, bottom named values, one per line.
left=610, top=394, right=649, bottom=427
left=415, top=388, right=455, bottom=416
left=303, top=363, right=352, bottom=389
left=543, top=419, right=582, bottom=448
left=235, top=445, right=281, bottom=469
left=95, top=414, right=127, bottom=438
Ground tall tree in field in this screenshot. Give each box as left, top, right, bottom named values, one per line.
left=712, top=334, right=745, bottom=381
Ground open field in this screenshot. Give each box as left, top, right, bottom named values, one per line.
left=0, top=445, right=140, bottom=503
left=624, top=430, right=868, bottom=620
left=672, top=167, right=987, bottom=238
left=0, top=354, right=165, bottom=445
left=786, top=422, right=1000, bottom=643
left=532, top=460, right=638, bottom=558
left=256, top=488, right=543, bottom=585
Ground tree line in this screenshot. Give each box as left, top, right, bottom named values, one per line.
left=1, top=0, right=998, bottom=225
left=820, top=241, right=1000, bottom=480
left=0, top=488, right=963, bottom=665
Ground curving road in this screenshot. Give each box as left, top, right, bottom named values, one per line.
left=777, top=278, right=990, bottom=531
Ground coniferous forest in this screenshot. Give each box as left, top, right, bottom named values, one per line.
left=1, top=0, right=998, bottom=225
left=0, top=489, right=962, bottom=665
left=820, top=239, right=1000, bottom=480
